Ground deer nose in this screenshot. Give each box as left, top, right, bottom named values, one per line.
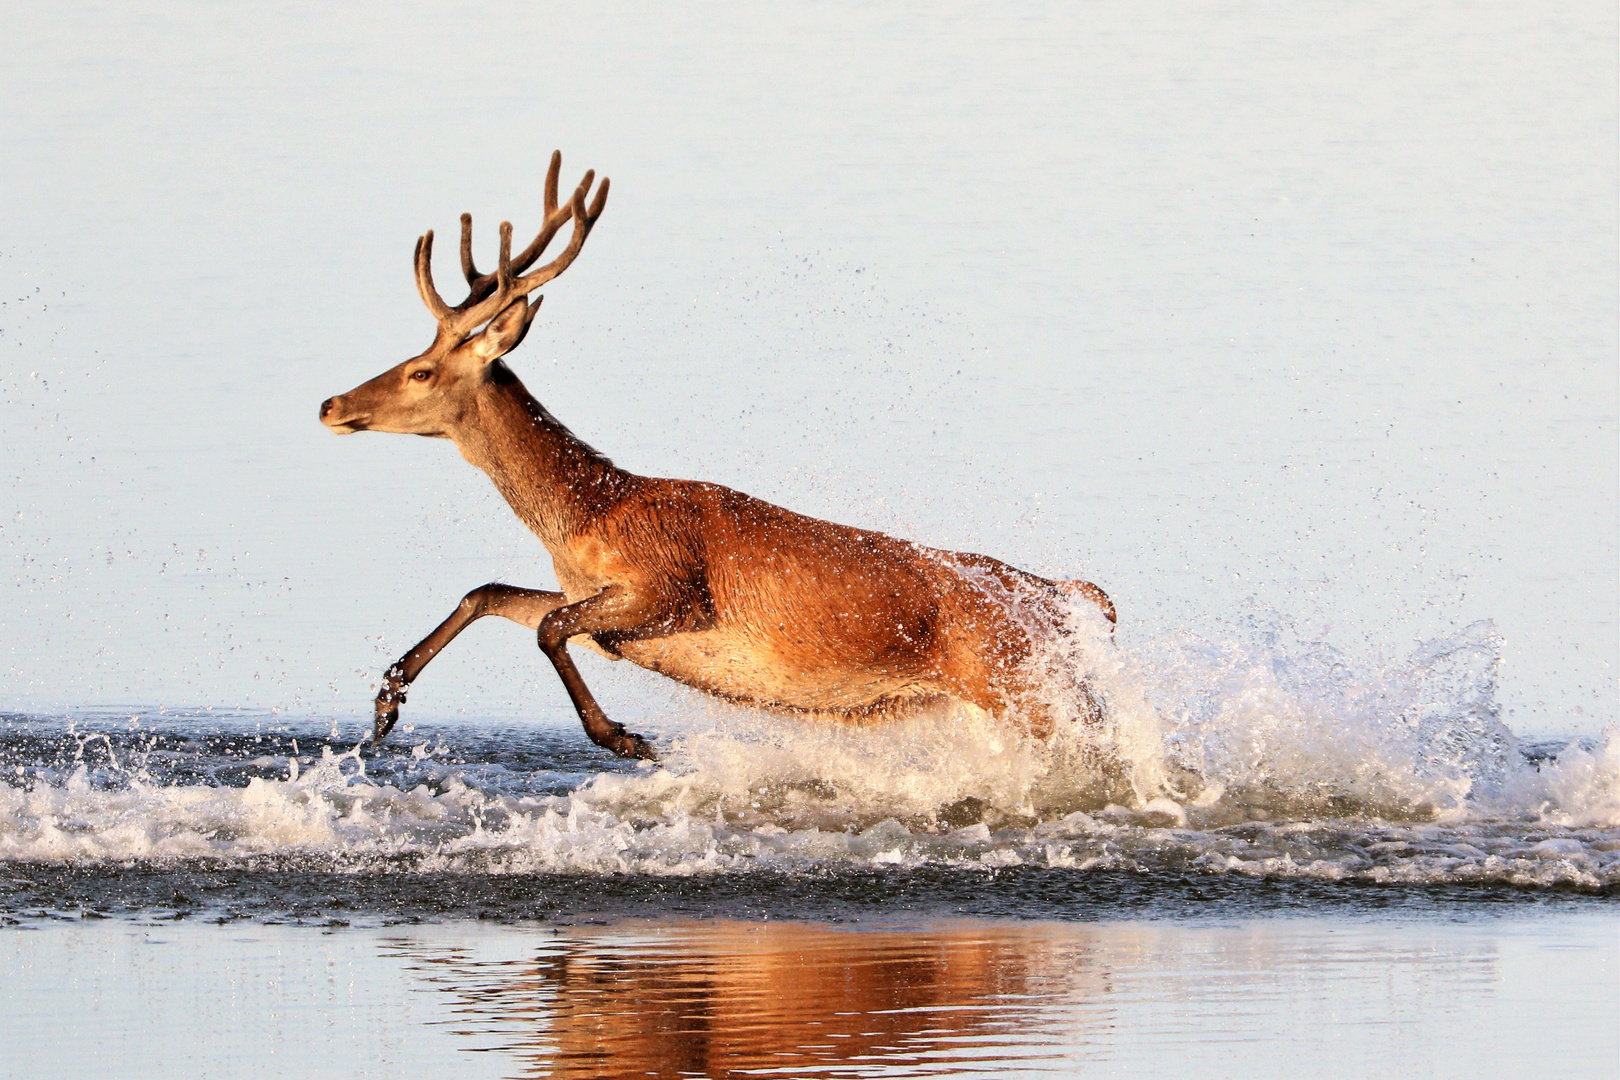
left=320, top=397, right=337, bottom=419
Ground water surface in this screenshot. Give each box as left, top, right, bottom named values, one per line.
left=4, top=914, right=1613, bottom=1079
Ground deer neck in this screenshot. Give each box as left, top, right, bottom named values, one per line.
left=450, top=362, right=623, bottom=548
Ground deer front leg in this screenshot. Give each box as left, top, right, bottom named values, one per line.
left=373, top=583, right=568, bottom=743
left=537, top=586, right=673, bottom=761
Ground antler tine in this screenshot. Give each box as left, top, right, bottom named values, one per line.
left=413, top=231, right=454, bottom=321
left=496, top=221, right=514, bottom=294
left=452, top=212, right=502, bottom=313
left=459, top=213, right=480, bottom=286
left=447, top=216, right=538, bottom=331
left=508, top=165, right=586, bottom=277
left=587, top=174, right=609, bottom=221
left=512, top=174, right=608, bottom=293
left=544, top=151, right=561, bottom=219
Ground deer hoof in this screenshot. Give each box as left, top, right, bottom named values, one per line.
left=372, top=705, right=401, bottom=744
left=617, top=731, right=658, bottom=762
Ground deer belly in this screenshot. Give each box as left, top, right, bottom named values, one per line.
left=614, top=631, right=931, bottom=711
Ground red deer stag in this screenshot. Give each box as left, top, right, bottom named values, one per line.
left=320, top=152, right=1114, bottom=760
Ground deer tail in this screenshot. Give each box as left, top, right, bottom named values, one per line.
left=1056, top=578, right=1116, bottom=628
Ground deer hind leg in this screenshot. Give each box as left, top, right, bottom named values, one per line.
left=536, top=585, right=679, bottom=761
left=1016, top=678, right=1106, bottom=738
left=955, top=673, right=1105, bottom=741
left=937, top=636, right=1105, bottom=741
left=372, top=583, right=567, bottom=743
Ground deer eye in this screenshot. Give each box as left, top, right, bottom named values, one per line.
left=410, top=369, right=433, bottom=382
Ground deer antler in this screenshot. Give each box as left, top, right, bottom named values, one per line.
left=414, top=150, right=609, bottom=340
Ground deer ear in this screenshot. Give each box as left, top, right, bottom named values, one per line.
left=471, top=296, right=538, bottom=362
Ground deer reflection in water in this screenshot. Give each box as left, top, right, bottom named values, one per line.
left=385, top=921, right=1112, bottom=1079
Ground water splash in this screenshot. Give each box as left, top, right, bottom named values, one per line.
left=0, top=615, right=1615, bottom=893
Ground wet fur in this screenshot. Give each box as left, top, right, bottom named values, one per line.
left=456, top=364, right=1109, bottom=729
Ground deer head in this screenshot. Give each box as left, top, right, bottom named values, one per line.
left=320, top=151, right=609, bottom=438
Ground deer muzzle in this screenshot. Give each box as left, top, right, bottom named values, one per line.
left=319, top=395, right=368, bottom=433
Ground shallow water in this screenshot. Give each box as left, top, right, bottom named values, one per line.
left=4, top=611, right=1614, bottom=1080
left=1, top=631, right=1615, bottom=924
left=3, top=914, right=1614, bottom=1079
